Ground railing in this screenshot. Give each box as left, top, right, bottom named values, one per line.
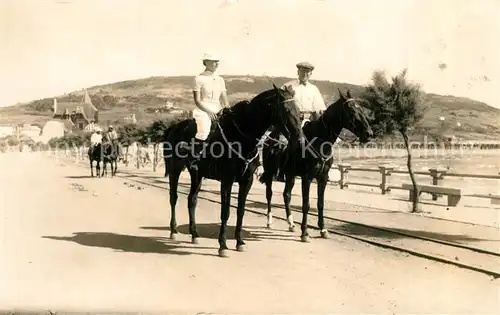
left=332, top=163, right=500, bottom=200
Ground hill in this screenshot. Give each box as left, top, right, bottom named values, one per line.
left=1, top=75, right=499, bottom=140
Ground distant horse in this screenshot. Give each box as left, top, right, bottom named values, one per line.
left=163, top=84, right=304, bottom=257
left=102, top=140, right=120, bottom=177
left=88, top=143, right=104, bottom=177
left=88, top=141, right=120, bottom=177
left=259, top=89, right=374, bottom=242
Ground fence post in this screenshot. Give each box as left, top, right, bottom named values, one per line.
left=428, top=167, right=447, bottom=200
left=378, top=165, right=394, bottom=194
left=338, top=163, right=351, bottom=189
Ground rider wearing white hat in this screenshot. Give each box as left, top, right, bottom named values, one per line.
left=186, top=51, right=230, bottom=160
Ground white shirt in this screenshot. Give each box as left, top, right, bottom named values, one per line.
left=282, top=79, right=326, bottom=113
left=90, top=133, right=102, bottom=144
left=193, top=71, right=227, bottom=112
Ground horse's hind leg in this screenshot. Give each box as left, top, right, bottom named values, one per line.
left=168, top=160, right=182, bottom=240
left=187, top=167, right=203, bottom=244
left=218, top=179, right=233, bottom=257
left=300, top=177, right=312, bottom=243
left=235, top=175, right=254, bottom=251
left=90, top=160, right=94, bottom=177
left=283, top=175, right=296, bottom=232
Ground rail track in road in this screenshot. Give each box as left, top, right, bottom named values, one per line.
left=63, top=158, right=500, bottom=278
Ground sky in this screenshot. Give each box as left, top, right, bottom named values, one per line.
left=1, top=0, right=499, bottom=108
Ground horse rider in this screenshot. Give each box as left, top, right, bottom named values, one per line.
left=106, top=125, right=118, bottom=143
left=104, top=125, right=121, bottom=157
left=260, top=61, right=327, bottom=180
left=186, top=51, right=230, bottom=161
left=89, top=130, right=102, bottom=154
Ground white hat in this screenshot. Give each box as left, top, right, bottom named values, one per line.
left=202, top=52, right=219, bottom=61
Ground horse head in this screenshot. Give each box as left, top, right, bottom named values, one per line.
left=321, top=88, right=373, bottom=144
left=225, top=84, right=303, bottom=146
left=267, top=83, right=303, bottom=145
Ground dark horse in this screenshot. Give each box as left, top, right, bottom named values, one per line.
left=259, top=89, right=374, bottom=242
left=88, top=140, right=120, bottom=177
left=163, top=84, right=303, bottom=257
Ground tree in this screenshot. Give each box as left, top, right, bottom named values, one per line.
left=147, top=119, right=171, bottom=171
left=361, top=69, right=426, bottom=212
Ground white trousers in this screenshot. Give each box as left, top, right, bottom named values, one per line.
left=193, top=101, right=221, bottom=140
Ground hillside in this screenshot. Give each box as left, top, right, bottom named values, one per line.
left=1, top=75, right=499, bottom=140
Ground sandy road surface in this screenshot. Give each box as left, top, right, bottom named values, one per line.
left=1, top=153, right=499, bottom=314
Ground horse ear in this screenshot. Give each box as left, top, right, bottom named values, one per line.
left=346, top=89, right=352, bottom=99
left=285, top=85, right=295, bottom=96
left=272, top=83, right=279, bottom=91
left=338, top=88, right=345, bottom=99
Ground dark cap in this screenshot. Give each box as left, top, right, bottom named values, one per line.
left=296, top=61, right=314, bottom=71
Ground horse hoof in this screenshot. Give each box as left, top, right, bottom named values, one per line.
left=192, top=237, right=200, bottom=245
left=300, top=235, right=310, bottom=243
left=169, top=232, right=178, bottom=240
left=266, top=223, right=273, bottom=229
left=288, top=225, right=296, bottom=232
left=320, top=230, right=330, bottom=239
left=236, top=244, right=246, bottom=252
left=218, top=249, right=229, bottom=258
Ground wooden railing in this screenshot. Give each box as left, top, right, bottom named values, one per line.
left=332, top=163, right=500, bottom=200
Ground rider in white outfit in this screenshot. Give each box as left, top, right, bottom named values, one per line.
left=262, top=61, right=327, bottom=180
left=282, top=61, right=326, bottom=124
left=189, top=52, right=230, bottom=158
left=90, top=130, right=103, bottom=147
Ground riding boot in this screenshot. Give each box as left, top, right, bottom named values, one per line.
left=187, top=138, right=206, bottom=170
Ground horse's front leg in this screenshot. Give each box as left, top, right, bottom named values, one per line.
left=218, top=179, right=233, bottom=257
left=187, top=167, right=203, bottom=244
left=96, top=161, right=101, bottom=178
left=283, top=175, right=296, bottom=232
left=300, top=177, right=312, bottom=243
left=168, top=160, right=182, bottom=240
left=235, top=175, right=254, bottom=251
left=90, top=159, right=94, bottom=177
left=316, top=176, right=329, bottom=239
left=102, top=161, right=107, bottom=177
left=112, top=159, right=117, bottom=176
left=265, top=178, right=274, bottom=229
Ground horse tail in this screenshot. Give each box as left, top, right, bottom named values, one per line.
left=258, top=170, right=273, bottom=184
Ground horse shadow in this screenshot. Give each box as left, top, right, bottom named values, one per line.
left=64, top=175, right=94, bottom=179
left=42, top=232, right=219, bottom=257
left=140, top=223, right=301, bottom=243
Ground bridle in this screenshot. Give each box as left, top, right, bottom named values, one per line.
left=211, top=91, right=297, bottom=175
left=265, top=98, right=362, bottom=173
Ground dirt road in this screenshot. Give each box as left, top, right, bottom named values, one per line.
left=1, top=152, right=499, bottom=314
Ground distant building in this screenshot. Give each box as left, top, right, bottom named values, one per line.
left=52, top=89, right=99, bottom=132
left=16, top=124, right=41, bottom=141
left=123, top=113, right=137, bottom=124
left=41, top=120, right=66, bottom=143
left=0, top=125, right=14, bottom=138
left=83, top=121, right=103, bottom=133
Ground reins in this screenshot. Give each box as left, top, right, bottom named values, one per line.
left=264, top=98, right=360, bottom=173
left=208, top=91, right=296, bottom=175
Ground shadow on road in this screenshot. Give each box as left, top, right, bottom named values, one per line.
left=141, top=223, right=306, bottom=243
left=334, top=222, right=500, bottom=243
left=42, top=232, right=219, bottom=257
left=141, top=223, right=262, bottom=241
